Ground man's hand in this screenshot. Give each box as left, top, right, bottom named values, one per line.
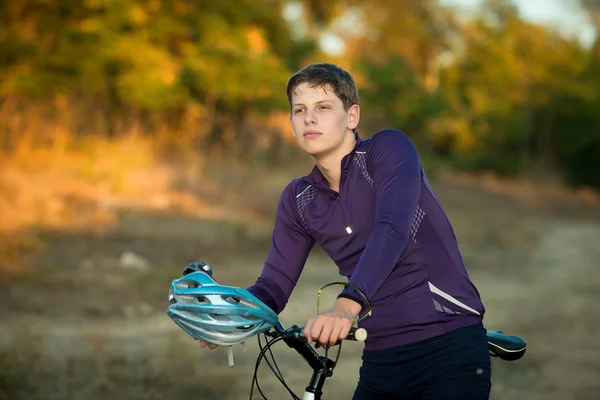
left=303, top=297, right=362, bottom=347
left=195, top=339, right=218, bottom=349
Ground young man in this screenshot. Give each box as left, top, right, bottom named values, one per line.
left=201, top=63, right=491, bottom=399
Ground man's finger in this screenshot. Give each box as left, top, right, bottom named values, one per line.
left=309, top=317, right=325, bottom=343
left=317, top=320, right=333, bottom=346
left=339, top=322, right=352, bottom=341
left=329, top=323, right=344, bottom=345
left=304, top=319, right=315, bottom=342
left=309, top=318, right=325, bottom=343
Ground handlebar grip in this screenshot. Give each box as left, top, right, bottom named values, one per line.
left=314, top=327, right=368, bottom=348
left=347, top=327, right=368, bottom=342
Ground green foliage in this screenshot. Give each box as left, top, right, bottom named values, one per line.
left=357, top=56, right=445, bottom=136
left=434, top=0, right=600, bottom=183
left=0, top=0, right=599, bottom=188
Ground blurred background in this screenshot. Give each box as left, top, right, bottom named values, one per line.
left=1, top=0, right=599, bottom=399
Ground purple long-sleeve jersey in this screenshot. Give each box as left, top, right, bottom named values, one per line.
left=248, top=129, right=485, bottom=351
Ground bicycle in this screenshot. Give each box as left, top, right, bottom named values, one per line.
left=167, top=262, right=527, bottom=400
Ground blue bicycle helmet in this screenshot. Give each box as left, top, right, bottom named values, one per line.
left=167, top=270, right=278, bottom=346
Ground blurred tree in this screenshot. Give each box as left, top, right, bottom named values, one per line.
left=559, top=0, right=600, bottom=186
left=308, top=0, right=451, bottom=145
left=0, top=0, right=599, bottom=187
left=436, top=0, right=596, bottom=178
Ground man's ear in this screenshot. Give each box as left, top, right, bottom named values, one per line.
left=347, top=104, right=360, bottom=130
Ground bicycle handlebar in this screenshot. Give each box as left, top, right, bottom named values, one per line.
left=255, top=322, right=367, bottom=400
left=272, top=323, right=367, bottom=344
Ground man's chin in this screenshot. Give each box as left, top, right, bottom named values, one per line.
left=305, top=148, right=331, bottom=160
left=299, top=143, right=327, bottom=157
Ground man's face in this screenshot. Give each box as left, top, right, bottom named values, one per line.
left=289, top=83, right=359, bottom=157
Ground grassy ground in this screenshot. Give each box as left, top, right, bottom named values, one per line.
left=1, top=136, right=600, bottom=399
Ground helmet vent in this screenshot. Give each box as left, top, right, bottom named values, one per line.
left=209, top=314, right=231, bottom=322
left=176, top=280, right=201, bottom=290
left=235, top=324, right=256, bottom=331
left=178, top=295, right=201, bottom=304
left=195, top=296, right=209, bottom=303
left=222, top=296, right=258, bottom=309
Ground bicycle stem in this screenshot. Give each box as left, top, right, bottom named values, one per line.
left=270, top=323, right=336, bottom=399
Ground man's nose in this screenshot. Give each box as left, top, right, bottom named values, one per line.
left=304, top=109, right=316, bottom=125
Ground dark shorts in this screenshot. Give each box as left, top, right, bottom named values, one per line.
left=353, top=323, right=491, bottom=400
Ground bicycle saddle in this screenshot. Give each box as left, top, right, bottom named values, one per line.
left=486, top=330, right=527, bottom=361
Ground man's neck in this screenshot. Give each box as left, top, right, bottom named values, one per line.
left=313, top=132, right=357, bottom=192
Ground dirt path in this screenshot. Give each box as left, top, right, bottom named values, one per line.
left=2, top=180, right=600, bottom=400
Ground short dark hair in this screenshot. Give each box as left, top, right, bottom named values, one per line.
left=286, top=63, right=359, bottom=112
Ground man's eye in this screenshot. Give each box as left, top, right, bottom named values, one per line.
left=319, top=105, right=331, bottom=110
left=294, top=109, right=305, bottom=114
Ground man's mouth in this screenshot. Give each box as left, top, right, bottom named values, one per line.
left=304, top=130, right=322, bottom=139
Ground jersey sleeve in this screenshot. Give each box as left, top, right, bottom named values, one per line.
left=247, top=181, right=316, bottom=314
left=339, top=129, right=422, bottom=309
